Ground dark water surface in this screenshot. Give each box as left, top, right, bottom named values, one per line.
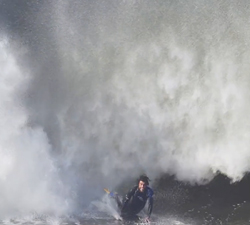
left=154, top=174, right=250, bottom=224
left=1, top=174, right=250, bottom=225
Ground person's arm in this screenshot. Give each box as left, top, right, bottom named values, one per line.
left=147, top=196, right=154, bottom=217
left=121, top=186, right=137, bottom=211
left=145, top=188, right=154, bottom=220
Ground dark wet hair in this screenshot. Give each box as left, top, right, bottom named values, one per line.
left=138, top=174, right=150, bottom=185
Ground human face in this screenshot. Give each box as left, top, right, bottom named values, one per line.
left=138, top=180, right=147, bottom=192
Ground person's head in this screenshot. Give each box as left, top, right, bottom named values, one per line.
left=138, top=175, right=150, bottom=192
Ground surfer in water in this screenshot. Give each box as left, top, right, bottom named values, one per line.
left=107, top=175, right=154, bottom=222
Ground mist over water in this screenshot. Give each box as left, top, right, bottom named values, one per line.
left=1, top=0, right=250, bottom=221
left=0, top=39, right=67, bottom=217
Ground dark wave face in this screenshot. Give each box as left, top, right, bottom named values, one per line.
left=0, top=0, right=250, bottom=224
left=154, top=174, right=250, bottom=224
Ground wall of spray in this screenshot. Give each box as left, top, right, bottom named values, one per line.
left=1, top=0, right=250, bottom=219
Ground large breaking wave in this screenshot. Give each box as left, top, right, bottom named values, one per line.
left=1, top=0, right=250, bottom=219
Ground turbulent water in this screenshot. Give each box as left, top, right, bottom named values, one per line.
left=1, top=0, right=250, bottom=224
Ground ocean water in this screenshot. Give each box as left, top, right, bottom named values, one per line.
left=1, top=0, right=250, bottom=224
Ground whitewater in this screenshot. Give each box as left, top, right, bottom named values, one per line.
left=1, top=0, right=250, bottom=224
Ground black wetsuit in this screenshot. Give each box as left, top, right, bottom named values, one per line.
left=116, top=185, right=154, bottom=220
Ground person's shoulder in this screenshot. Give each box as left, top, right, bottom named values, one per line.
left=146, top=186, right=154, bottom=197
left=129, top=185, right=138, bottom=193
left=132, top=185, right=138, bottom=190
